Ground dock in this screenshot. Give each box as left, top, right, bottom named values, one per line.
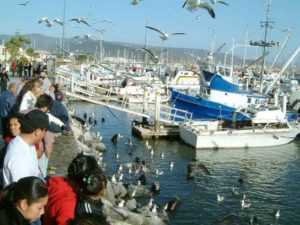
left=132, top=124, right=180, bottom=139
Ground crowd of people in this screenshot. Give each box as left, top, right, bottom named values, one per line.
left=0, top=69, right=99, bottom=225
left=0, top=61, right=149, bottom=225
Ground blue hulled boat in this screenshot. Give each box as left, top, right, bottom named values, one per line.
left=171, top=68, right=268, bottom=122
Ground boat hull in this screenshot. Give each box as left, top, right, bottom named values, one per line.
left=179, top=123, right=300, bottom=149
left=171, top=89, right=250, bottom=121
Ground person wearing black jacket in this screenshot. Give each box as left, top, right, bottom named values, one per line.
left=0, top=68, right=9, bottom=93
left=75, top=171, right=111, bottom=225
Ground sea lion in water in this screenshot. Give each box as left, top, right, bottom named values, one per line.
left=198, top=163, right=210, bottom=175
left=216, top=213, right=239, bottom=225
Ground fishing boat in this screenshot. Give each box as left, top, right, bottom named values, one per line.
left=179, top=108, right=300, bottom=149
left=171, top=65, right=268, bottom=122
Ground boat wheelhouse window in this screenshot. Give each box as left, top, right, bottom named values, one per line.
left=255, top=99, right=260, bottom=104
left=247, top=98, right=251, bottom=103
left=207, top=89, right=211, bottom=95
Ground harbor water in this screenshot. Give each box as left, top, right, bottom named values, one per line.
left=70, top=101, right=300, bottom=225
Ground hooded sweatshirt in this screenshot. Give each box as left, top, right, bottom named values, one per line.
left=44, top=176, right=78, bottom=225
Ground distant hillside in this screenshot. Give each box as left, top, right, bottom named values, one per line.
left=0, top=33, right=245, bottom=65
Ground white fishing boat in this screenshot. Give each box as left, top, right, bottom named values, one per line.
left=179, top=108, right=300, bottom=149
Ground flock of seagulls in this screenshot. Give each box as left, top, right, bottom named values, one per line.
left=185, top=159, right=282, bottom=224
left=72, top=110, right=283, bottom=225
left=38, top=17, right=64, bottom=27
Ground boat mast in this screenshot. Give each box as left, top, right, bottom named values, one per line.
left=208, top=28, right=215, bottom=64
left=61, top=0, right=66, bottom=59
left=259, top=0, right=274, bottom=93
left=143, top=20, right=149, bottom=63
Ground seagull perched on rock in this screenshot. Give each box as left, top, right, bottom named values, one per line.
left=18, top=1, right=30, bottom=6
left=131, top=0, right=142, bottom=5
left=145, top=26, right=185, bottom=41
left=182, top=0, right=216, bottom=18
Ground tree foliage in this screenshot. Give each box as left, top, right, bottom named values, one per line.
left=75, top=54, right=88, bottom=63
left=26, top=48, right=40, bottom=59
left=4, top=35, right=31, bottom=61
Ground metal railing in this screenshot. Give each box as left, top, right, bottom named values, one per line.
left=56, top=74, right=193, bottom=125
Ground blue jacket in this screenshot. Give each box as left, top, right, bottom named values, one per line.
left=49, top=100, right=71, bottom=132
left=0, top=90, right=17, bottom=118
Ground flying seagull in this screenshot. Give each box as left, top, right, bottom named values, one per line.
left=38, top=17, right=54, bottom=27
left=145, top=26, right=185, bottom=41
left=182, top=0, right=216, bottom=18
left=131, top=0, right=142, bottom=5
left=69, top=17, right=91, bottom=27
left=18, top=1, right=30, bottom=6
left=195, top=15, right=201, bottom=21
left=53, top=18, right=64, bottom=26
left=210, top=0, right=228, bottom=6
left=101, top=19, right=113, bottom=25
left=138, top=48, right=159, bottom=64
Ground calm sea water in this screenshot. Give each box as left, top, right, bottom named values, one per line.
left=72, top=102, right=300, bottom=225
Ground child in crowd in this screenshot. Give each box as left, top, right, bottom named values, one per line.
left=44, top=153, right=101, bottom=225
left=75, top=171, right=110, bottom=225
left=0, top=176, right=48, bottom=225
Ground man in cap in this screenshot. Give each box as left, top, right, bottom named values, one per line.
left=2, top=109, right=50, bottom=186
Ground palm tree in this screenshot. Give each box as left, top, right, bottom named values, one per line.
left=26, top=48, right=40, bottom=60
left=5, top=35, right=31, bottom=61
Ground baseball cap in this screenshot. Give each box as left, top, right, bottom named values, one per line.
left=24, top=109, right=50, bottom=131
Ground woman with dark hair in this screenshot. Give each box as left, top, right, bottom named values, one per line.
left=44, top=153, right=101, bottom=225
left=75, top=171, right=110, bottom=225
left=0, top=113, right=24, bottom=170
left=0, top=176, right=48, bottom=225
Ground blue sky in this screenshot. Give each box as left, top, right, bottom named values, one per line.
left=1, top=0, right=300, bottom=60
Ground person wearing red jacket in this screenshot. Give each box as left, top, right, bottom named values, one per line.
left=44, top=153, right=101, bottom=225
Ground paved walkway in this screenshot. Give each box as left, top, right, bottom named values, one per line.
left=48, top=134, right=80, bottom=176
